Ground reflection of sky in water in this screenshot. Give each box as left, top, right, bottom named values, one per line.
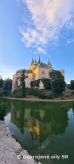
left=68, top=108, right=74, bottom=129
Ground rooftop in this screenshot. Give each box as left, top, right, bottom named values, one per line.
left=31, top=57, right=52, bottom=68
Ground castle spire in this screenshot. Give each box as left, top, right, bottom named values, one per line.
left=31, top=56, right=34, bottom=64
left=38, top=56, right=41, bottom=64
left=35, top=59, right=37, bottom=64
left=48, top=58, right=52, bottom=67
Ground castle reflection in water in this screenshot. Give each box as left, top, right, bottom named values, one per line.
left=11, top=101, right=69, bottom=145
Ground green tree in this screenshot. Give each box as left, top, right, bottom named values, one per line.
left=30, top=79, right=51, bottom=90
left=70, top=80, right=74, bottom=90
left=0, top=79, right=4, bottom=88
left=30, top=80, right=40, bottom=88
left=49, top=70, right=65, bottom=96
left=49, top=70, right=64, bottom=80
left=42, top=78, right=51, bottom=90
left=3, top=79, right=12, bottom=96
left=0, top=79, right=4, bottom=97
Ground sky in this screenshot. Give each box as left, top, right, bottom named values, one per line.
left=0, top=0, right=74, bottom=83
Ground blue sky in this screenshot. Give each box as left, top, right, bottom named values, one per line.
left=0, top=0, right=74, bottom=83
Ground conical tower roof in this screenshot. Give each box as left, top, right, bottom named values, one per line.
left=38, top=56, right=41, bottom=64
left=48, top=59, right=52, bottom=67
left=31, top=57, right=34, bottom=64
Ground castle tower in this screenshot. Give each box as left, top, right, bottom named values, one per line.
left=48, top=58, right=52, bottom=67
left=31, top=57, right=34, bottom=64
left=38, top=56, right=41, bottom=64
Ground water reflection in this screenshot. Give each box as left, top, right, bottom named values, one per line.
left=3, top=101, right=74, bottom=163
left=10, top=101, right=69, bottom=146
left=0, top=100, right=10, bottom=120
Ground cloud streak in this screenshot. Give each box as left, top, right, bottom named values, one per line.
left=21, top=0, right=74, bottom=52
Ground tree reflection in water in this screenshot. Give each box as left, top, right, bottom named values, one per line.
left=11, top=101, right=70, bottom=146
left=2, top=100, right=74, bottom=163
left=0, top=100, right=10, bottom=120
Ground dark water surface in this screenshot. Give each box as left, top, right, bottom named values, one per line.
left=0, top=100, right=74, bottom=164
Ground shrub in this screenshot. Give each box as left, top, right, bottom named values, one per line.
left=25, top=88, right=33, bottom=95
left=30, top=79, right=51, bottom=90
left=0, top=88, right=4, bottom=97
left=0, top=102, right=6, bottom=120
left=11, top=88, right=22, bottom=98
left=39, top=90, right=54, bottom=99
left=49, top=70, right=65, bottom=96
left=32, top=88, right=40, bottom=97
left=70, top=80, right=74, bottom=90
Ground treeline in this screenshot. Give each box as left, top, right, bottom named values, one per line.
left=68, top=80, right=74, bottom=90
left=30, top=71, right=74, bottom=98
left=0, top=70, right=74, bottom=99
left=0, top=79, right=12, bottom=97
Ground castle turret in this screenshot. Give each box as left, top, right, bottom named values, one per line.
left=38, top=56, right=41, bottom=64
left=31, top=57, right=34, bottom=64
left=34, top=59, right=37, bottom=64
left=48, top=59, right=52, bottom=68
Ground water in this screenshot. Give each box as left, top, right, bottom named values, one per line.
left=0, top=100, right=74, bottom=164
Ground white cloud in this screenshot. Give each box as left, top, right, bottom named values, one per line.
left=21, top=0, right=74, bottom=51
left=37, top=47, right=47, bottom=54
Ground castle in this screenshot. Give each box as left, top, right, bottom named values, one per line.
left=12, top=58, right=64, bottom=92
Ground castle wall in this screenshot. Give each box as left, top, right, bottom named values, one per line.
left=25, top=78, right=31, bottom=88
left=38, top=66, right=52, bottom=79
left=12, top=60, right=64, bottom=92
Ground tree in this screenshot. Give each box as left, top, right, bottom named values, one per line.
left=42, top=79, right=51, bottom=90
left=51, top=78, right=65, bottom=96
left=3, top=79, right=12, bottom=96
left=0, top=79, right=4, bottom=88
left=30, top=79, right=51, bottom=90
left=0, top=79, right=4, bottom=97
left=30, top=80, right=40, bottom=88
left=49, top=70, right=65, bottom=96
left=0, top=88, right=4, bottom=97
left=19, top=70, right=25, bottom=97
left=49, top=70, right=64, bottom=80
left=70, top=80, right=74, bottom=90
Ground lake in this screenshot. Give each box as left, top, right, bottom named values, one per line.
left=0, top=100, right=74, bottom=164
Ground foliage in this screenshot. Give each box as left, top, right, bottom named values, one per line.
left=0, top=79, right=4, bottom=88
left=41, top=78, right=51, bottom=90
left=39, top=90, right=54, bottom=99
left=70, top=80, right=74, bottom=90
left=30, top=80, right=39, bottom=88
left=11, top=88, right=23, bottom=98
left=0, top=79, right=4, bottom=97
left=30, top=78, right=51, bottom=90
left=49, top=70, right=65, bottom=96
left=25, top=88, right=54, bottom=99
left=49, top=70, right=64, bottom=80
left=32, top=88, right=40, bottom=96
left=3, top=79, right=12, bottom=96
left=0, top=102, right=6, bottom=120
left=51, top=78, right=66, bottom=96
left=0, top=88, right=4, bottom=97
left=25, top=88, right=33, bottom=95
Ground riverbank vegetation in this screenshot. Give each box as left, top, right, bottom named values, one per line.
left=0, top=79, right=12, bottom=97
left=0, top=70, right=74, bottom=100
